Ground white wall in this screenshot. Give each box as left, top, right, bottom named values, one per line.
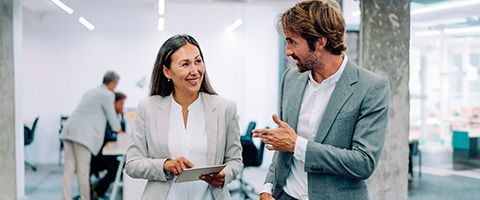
left=22, top=1, right=294, bottom=166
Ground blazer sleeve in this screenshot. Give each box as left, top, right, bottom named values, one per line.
left=304, top=77, right=390, bottom=180
left=125, top=100, right=172, bottom=181
left=222, top=101, right=244, bottom=185
left=264, top=67, right=291, bottom=185
left=101, top=92, right=121, bottom=132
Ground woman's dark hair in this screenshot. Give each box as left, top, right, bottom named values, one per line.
left=150, top=34, right=217, bottom=97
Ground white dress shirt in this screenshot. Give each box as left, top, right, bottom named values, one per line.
left=166, top=95, right=214, bottom=200
left=262, top=55, right=348, bottom=199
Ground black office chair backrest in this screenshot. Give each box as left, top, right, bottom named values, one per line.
left=241, top=122, right=268, bottom=168
left=24, top=117, right=39, bottom=146
left=410, top=141, right=420, bottom=156
left=242, top=121, right=256, bottom=140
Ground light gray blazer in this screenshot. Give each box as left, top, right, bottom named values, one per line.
left=59, top=85, right=121, bottom=155
left=265, top=61, right=390, bottom=200
left=125, top=93, right=243, bottom=200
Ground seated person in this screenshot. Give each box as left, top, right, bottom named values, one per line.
left=90, top=92, right=126, bottom=199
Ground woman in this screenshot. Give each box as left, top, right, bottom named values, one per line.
left=125, top=34, right=243, bottom=200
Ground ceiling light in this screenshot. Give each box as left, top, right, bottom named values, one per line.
left=412, top=0, right=480, bottom=15
left=158, top=17, right=165, bottom=32
left=444, top=26, right=480, bottom=34
left=158, top=0, right=165, bottom=16
left=413, top=18, right=467, bottom=28
left=352, top=10, right=361, bottom=17
left=79, top=17, right=95, bottom=31
left=50, top=0, right=73, bottom=14
left=225, top=19, right=242, bottom=32
left=414, top=30, right=442, bottom=37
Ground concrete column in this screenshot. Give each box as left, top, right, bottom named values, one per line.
left=360, top=1, right=410, bottom=199
left=0, top=0, right=23, bottom=199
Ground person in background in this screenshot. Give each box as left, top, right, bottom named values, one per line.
left=90, top=92, right=127, bottom=199
left=125, top=34, right=243, bottom=200
left=253, top=0, right=390, bottom=200
left=60, top=71, right=124, bottom=200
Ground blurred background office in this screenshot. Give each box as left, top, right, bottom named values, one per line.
left=2, top=0, right=480, bottom=199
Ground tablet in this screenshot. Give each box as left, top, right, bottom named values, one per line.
left=174, top=164, right=226, bottom=183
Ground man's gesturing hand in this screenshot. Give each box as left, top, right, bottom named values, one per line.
left=253, top=114, right=298, bottom=152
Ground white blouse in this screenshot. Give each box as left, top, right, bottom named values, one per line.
left=166, top=95, right=214, bottom=200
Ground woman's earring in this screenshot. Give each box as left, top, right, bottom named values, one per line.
left=167, top=78, right=171, bottom=82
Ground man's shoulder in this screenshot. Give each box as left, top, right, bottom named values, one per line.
left=349, top=62, right=388, bottom=85
left=283, top=67, right=305, bottom=84
left=88, top=85, right=114, bottom=97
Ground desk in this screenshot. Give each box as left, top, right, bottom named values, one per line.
left=102, top=138, right=128, bottom=200
left=451, top=129, right=480, bottom=169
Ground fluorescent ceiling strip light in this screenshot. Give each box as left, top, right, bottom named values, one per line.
left=225, top=19, right=242, bottom=32
left=414, top=30, right=441, bottom=37
left=158, top=17, right=165, bottom=32
left=444, top=26, right=480, bottom=34
left=352, top=10, right=361, bottom=17
left=79, top=17, right=95, bottom=31
left=412, top=0, right=480, bottom=15
left=50, top=0, right=73, bottom=14
left=158, top=0, right=165, bottom=16
left=413, top=18, right=467, bottom=27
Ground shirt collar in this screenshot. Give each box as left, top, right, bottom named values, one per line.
left=170, top=93, right=203, bottom=111
left=308, top=54, right=348, bottom=87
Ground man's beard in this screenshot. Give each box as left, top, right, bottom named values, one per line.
left=294, top=53, right=321, bottom=73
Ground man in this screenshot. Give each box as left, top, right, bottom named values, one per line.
left=60, top=71, right=124, bottom=200
left=253, top=1, right=390, bottom=200
left=91, top=92, right=127, bottom=199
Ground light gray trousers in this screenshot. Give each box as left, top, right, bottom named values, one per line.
left=62, top=140, right=92, bottom=200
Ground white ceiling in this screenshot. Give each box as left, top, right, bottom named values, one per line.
left=22, top=0, right=295, bottom=14
left=22, top=0, right=480, bottom=32
left=411, top=1, right=480, bottom=30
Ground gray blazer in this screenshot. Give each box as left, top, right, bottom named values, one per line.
left=59, top=85, right=121, bottom=155
left=265, top=61, right=390, bottom=200
left=125, top=93, right=243, bottom=200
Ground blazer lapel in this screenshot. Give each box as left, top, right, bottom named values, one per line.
left=285, top=71, right=308, bottom=131
left=157, top=96, right=171, bottom=157
left=314, top=61, right=357, bottom=142
left=202, top=93, right=218, bottom=165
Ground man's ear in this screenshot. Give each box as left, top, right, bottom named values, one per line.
left=163, top=65, right=171, bottom=79
left=315, top=37, right=327, bottom=51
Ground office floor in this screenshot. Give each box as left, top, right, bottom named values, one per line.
left=24, top=148, right=480, bottom=200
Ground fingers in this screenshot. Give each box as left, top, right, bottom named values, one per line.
left=178, top=157, right=194, bottom=169
left=200, top=172, right=225, bottom=188
left=175, top=165, right=183, bottom=175
left=183, top=159, right=194, bottom=168
left=272, top=114, right=283, bottom=126
left=166, top=157, right=195, bottom=175
left=253, top=129, right=274, bottom=140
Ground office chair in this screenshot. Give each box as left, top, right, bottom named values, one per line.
left=24, top=117, right=39, bottom=171
left=232, top=121, right=266, bottom=199
left=58, top=115, right=69, bottom=165
left=408, top=140, right=422, bottom=182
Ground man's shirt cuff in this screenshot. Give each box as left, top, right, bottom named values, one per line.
left=260, top=183, right=273, bottom=195
left=293, top=136, right=308, bottom=162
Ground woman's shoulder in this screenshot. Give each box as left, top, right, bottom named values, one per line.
left=201, top=93, right=235, bottom=109
left=138, top=95, right=168, bottom=108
